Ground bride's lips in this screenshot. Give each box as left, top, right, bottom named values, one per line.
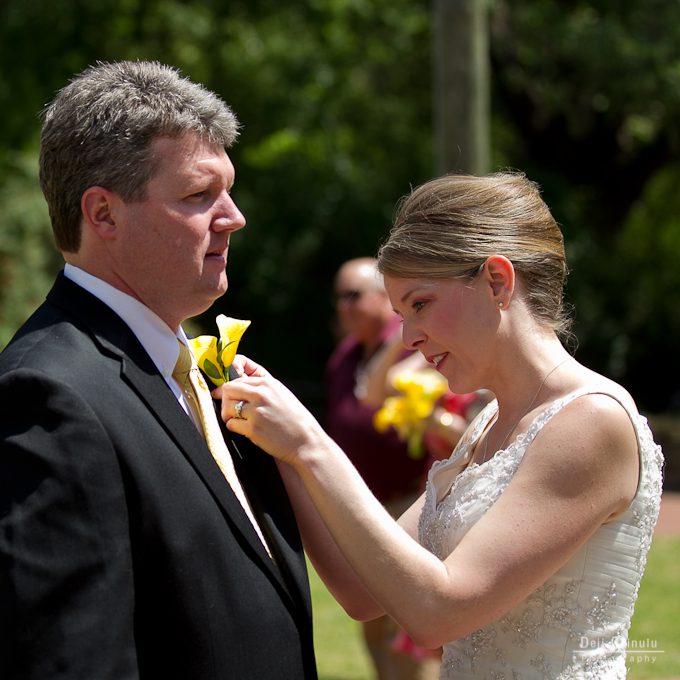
left=427, top=352, right=448, bottom=370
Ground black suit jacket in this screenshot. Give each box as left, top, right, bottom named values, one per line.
left=0, top=273, right=317, bottom=679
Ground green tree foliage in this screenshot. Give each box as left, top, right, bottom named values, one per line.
left=0, top=153, right=61, bottom=342
left=0, top=0, right=432, bottom=408
left=489, top=0, right=680, bottom=409
left=0, top=0, right=677, bottom=410
left=192, top=0, right=433, bottom=397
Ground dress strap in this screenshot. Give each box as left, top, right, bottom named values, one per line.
left=426, top=400, right=499, bottom=504
left=521, top=387, right=641, bottom=451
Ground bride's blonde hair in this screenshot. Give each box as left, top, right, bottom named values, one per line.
left=377, top=171, right=572, bottom=338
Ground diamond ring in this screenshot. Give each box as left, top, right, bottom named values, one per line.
left=234, top=399, right=246, bottom=419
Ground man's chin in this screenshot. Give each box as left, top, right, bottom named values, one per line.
left=207, top=271, right=229, bottom=297
left=188, top=284, right=228, bottom=316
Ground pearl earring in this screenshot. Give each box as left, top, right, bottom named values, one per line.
left=497, top=301, right=504, bottom=308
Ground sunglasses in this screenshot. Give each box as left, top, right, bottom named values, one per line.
left=334, top=289, right=364, bottom=304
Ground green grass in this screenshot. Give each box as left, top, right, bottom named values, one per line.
left=628, top=536, right=680, bottom=678
left=310, top=538, right=680, bottom=680
left=308, top=561, right=373, bottom=680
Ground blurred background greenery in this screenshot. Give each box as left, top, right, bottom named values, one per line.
left=1, top=0, right=679, bottom=473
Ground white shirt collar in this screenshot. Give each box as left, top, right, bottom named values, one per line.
left=64, top=264, right=186, bottom=378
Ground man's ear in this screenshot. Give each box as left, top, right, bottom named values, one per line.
left=81, top=186, right=120, bottom=240
left=481, top=254, right=515, bottom=308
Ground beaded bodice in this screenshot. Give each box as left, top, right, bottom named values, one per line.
left=418, top=389, right=664, bottom=679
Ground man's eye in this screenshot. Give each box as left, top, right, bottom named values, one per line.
left=413, top=301, right=427, bottom=312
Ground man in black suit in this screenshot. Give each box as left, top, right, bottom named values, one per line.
left=0, top=60, right=317, bottom=679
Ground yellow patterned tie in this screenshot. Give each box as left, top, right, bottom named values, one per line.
left=173, top=341, right=272, bottom=557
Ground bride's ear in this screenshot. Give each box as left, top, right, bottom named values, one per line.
left=480, top=255, right=515, bottom=309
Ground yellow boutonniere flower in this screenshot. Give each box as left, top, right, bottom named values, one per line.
left=188, top=315, right=251, bottom=386
left=373, top=368, right=448, bottom=458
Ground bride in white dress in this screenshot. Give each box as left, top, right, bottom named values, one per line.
left=221, top=172, right=664, bottom=679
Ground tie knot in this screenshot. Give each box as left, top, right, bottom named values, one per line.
left=173, top=342, right=194, bottom=382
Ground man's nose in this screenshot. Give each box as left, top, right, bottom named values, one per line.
left=212, top=192, right=246, bottom=232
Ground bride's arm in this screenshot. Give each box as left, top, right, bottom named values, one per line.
left=274, top=461, right=385, bottom=621
left=226, top=356, right=424, bottom=621
left=221, top=359, right=638, bottom=648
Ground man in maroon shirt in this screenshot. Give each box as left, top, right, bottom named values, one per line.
left=325, top=257, right=439, bottom=680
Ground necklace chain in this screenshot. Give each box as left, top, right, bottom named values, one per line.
left=480, top=356, right=573, bottom=465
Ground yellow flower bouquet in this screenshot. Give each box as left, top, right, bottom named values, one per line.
left=188, top=315, right=251, bottom=386
left=373, top=369, right=448, bottom=458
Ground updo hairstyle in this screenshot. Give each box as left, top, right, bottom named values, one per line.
left=377, top=171, right=572, bottom=338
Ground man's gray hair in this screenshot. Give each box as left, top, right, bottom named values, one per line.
left=39, top=60, right=240, bottom=252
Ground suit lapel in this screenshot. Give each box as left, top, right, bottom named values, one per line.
left=222, top=369, right=312, bottom=620
left=226, top=429, right=312, bottom=619
left=46, top=274, right=295, bottom=601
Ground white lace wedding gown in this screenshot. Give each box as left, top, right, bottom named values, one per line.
left=419, top=389, right=664, bottom=679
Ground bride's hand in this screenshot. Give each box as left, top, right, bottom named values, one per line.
left=219, top=355, right=328, bottom=465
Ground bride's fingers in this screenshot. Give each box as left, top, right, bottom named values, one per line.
left=230, top=354, right=269, bottom=379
